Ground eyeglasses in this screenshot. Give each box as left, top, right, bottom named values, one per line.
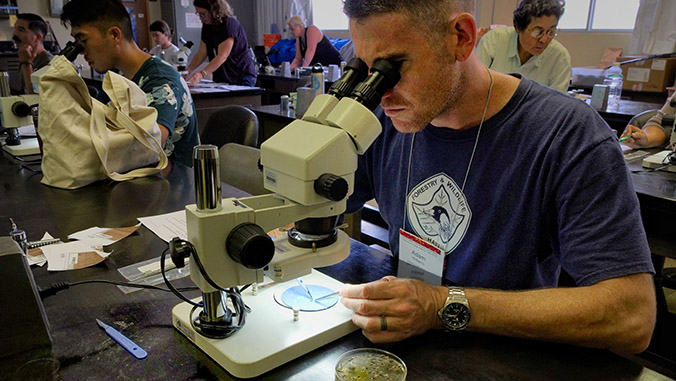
left=196, top=11, right=207, bottom=18
left=528, top=27, right=559, bottom=39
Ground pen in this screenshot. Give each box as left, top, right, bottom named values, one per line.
left=96, top=319, right=147, bottom=359
left=619, top=132, right=636, bottom=142
left=27, top=238, right=62, bottom=249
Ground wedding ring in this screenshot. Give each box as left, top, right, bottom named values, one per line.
left=380, top=315, right=388, bottom=331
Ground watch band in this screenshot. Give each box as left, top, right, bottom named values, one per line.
left=200, top=69, right=208, bottom=78
left=446, top=287, right=466, bottom=303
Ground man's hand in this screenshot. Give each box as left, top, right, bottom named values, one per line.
left=620, top=125, right=649, bottom=148
left=18, top=43, right=37, bottom=64
left=339, top=276, right=446, bottom=343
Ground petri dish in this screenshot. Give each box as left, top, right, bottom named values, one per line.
left=335, top=348, right=407, bottom=381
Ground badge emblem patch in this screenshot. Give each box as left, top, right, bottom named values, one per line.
left=407, top=173, right=471, bottom=253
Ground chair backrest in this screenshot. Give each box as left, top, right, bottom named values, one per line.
left=628, top=109, right=660, bottom=128
left=201, top=105, right=259, bottom=149
left=219, top=143, right=270, bottom=195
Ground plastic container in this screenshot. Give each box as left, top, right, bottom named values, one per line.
left=604, top=62, right=623, bottom=111
left=311, top=64, right=325, bottom=97
left=335, top=348, right=406, bottom=381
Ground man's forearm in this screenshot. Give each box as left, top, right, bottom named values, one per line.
left=463, top=273, right=655, bottom=353
left=20, top=63, right=35, bottom=94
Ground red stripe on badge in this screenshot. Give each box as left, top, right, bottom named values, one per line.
left=400, top=229, right=442, bottom=255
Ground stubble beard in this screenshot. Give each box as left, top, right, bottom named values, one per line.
left=393, top=63, right=462, bottom=133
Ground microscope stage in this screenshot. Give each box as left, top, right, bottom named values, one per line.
left=172, top=269, right=357, bottom=379
left=2, top=138, right=40, bottom=156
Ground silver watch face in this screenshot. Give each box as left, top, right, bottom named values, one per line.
left=441, top=302, right=470, bottom=330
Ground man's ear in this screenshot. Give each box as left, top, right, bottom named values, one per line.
left=447, top=13, right=477, bottom=62
left=109, top=26, right=123, bottom=44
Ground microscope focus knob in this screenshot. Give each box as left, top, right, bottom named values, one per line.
left=11, top=101, right=31, bottom=117
left=314, top=174, right=348, bottom=201
left=227, top=223, right=275, bottom=269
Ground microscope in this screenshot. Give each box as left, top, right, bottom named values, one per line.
left=1, top=41, right=83, bottom=157
left=173, top=37, right=193, bottom=72
left=170, top=57, right=400, bottom=378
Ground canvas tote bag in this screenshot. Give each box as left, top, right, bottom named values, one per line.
left=39, top=55, right=168, bottom=189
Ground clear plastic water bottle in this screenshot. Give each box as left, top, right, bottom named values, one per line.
left=604, top=62, right=623, bottom=111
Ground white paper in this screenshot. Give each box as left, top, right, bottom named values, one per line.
left=191, top=82, right=259, bottom=93
left=41, top=241, right=109, bottom=271
left=26, top=232, right=56, bottom=267
left=651, top=59, right=667, bottom=71
left=138, top=210, right=187, bottom=243
left=186, top=13, right=202, bottom=28
left=67, top=225, right=139, bottom=249
left=627, top=67, right=651, bottom=82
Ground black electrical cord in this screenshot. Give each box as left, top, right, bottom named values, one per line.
left=38, top=278, right=198, bottom=299
left=161, top=246, right=202, bottom=307
left=164, top=238, right=252, bottom=339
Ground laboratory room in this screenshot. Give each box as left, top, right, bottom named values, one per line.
left=2, top=0, right=676, bottom=379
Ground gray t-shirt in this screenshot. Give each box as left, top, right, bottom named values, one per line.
left=20, top=50, right=53, bottom=94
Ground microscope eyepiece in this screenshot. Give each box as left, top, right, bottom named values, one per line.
left=327, top=57, right=369, bottom=99
left=349, top=59, right=401, bottom=111
left=60, top=41, right=84, bottom=62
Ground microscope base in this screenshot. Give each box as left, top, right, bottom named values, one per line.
left=2, top=138, right=40, bottom=156
left=172, top=269, right=357, bottom=379
left=642, top=150, right=676, bottom=172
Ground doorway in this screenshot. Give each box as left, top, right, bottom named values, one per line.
left=122, top=0, right=150, bottom=51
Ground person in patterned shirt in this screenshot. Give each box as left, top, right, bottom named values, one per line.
left=61, top=0, right=199, bottom=167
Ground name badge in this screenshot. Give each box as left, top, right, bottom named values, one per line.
left=398, top=229, right=444, bottom=277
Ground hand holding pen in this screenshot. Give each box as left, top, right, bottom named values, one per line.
left=619, top=126, right=647, bottom=148
left=618, top=131, right=636, bottom=143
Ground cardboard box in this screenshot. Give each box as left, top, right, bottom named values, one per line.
left=617, top=56, right=676, bottom=93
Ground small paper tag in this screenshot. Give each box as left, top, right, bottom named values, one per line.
left=398, top=229, right=444, bottom=277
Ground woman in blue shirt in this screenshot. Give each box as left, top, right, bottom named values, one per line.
left=185, top=0, right=256, bottom=86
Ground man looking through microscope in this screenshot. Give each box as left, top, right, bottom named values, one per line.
left=60, top=0, right=199, bottom=167
left=340, top=0, right=655, bottom=354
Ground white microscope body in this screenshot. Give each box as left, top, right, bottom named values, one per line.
left=0, top=94, right=40, bottom=156
left=172, top=58, right=400, bottom=378
left=1, top=41, right=83, bottom=157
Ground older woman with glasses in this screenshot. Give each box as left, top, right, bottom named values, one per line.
left=477, top=0, right=571, bottom=92
left=184, top=0, right=257, bottom=87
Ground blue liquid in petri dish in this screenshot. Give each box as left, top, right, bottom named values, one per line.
left=278, top=285, right=338, bottom=312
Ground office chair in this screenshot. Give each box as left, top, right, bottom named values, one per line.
left=201, top=105, right=259, bottom=149
left=218, top=143, right=269, bottom=196
left=628, top=109, right=659, bottom=128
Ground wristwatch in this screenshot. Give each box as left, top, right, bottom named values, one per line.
left=437, top=287, right=471, bottom=331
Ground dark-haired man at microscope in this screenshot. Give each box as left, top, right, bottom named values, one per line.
left=60, top=0, right=199, bottom=167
